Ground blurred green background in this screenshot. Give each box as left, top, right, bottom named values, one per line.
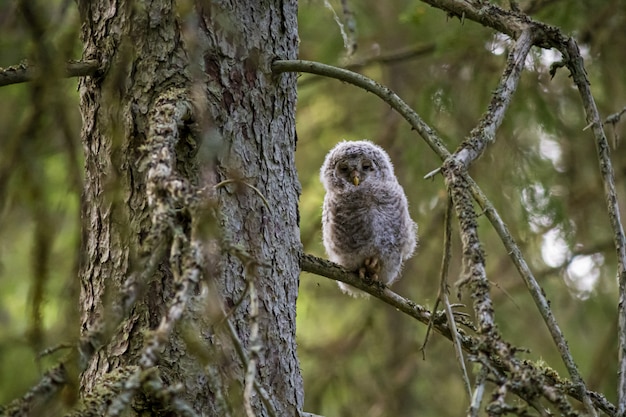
left=1, top=0, right=625, bottom=415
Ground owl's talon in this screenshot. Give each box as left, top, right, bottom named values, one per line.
left=358, top=267, right=375, bottom=283
left=364, top=257, right=377, bottom=269
left=364, top=257, right=380, bottom=276
left=358, top=267, right=367, bottom=280
left=357, top=257, right=381, bottom=283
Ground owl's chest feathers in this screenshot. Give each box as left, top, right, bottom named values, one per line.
left=328, top=185, right=403, bottom=250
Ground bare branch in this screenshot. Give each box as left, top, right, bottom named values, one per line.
left=443, top=28, right=592, bottom=413
left=299, top=412, right=327, bottom=417
left=452, top=29, right=534, bottom=167
left=441, top=155, right=504, bottom=414
left=467, top=173, right=592, bottom=387
left=415, top=0, right=555, bottom=44
left=224, top=319, right=278, bottom=417
left=560, top=37, right=626, bottom=415
left=436, top=0, right=626, bottom=404
left=301, top=253, right=464, bottom=335
left=297, top=43, right=436, bottom=88
left=346, top=43, right=436, bottom=69
left=0, top=60, right=100, bottom=87
left=441, top=32, right=536, bottom=344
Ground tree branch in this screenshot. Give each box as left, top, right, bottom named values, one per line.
left=0, top=59, right=100, bottom=87
left=561, top=37, right=626, bottom=415
left=451, top=29, right=534, bottom=167
left=274, top=58, right=596, bottom=413
left=300, top=253, right=615, bottom=415
left=0, top=364, right=67, bottom=417
left=272, top=60, right=451, bottom=160
left=441, top=26, right=593, bottom=414
left=420, top=0, right=529, bottom=38
left=301, top=253, right=471, bottom=336
left=415, top=0, right=559, bottom=45
left=297, top=42, right=436, bottom=88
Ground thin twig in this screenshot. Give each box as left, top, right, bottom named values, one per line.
left=0, top=364, right=68, bottom=416
left=224, top=319, right=278, bottom=417
left=419, top=193, right=471, bottom=399
left=37, top=343, right=73, bottom=358
left=604, top=106, right=626, bottom=126
left=346, top=43, right=436, bottom=69
left=424, top=167, right=442, bottom=179
left=243, top=274, right=260, bottom=417
left=323, top=0, right=355, bottom=56
left=440, top=194, right=472, bottom=399
left=420, top=295, right=440, bottom=359
left=468, top=366, right=487, bottom=417
left=297, top=43, right=436, bottom=88
left=214, top=179, right=271, bottom=210
left=603, top=106, right=626, bottom=148
left=299, top=412, right=327, bottom=417
left=340, top=0, right=357, bottom=54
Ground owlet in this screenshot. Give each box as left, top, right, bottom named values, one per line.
left=320, top=140, right=418, bottom=296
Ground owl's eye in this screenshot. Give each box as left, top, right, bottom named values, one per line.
left=362, top=161, right=373, bottom=171
left=337, top=164, right=349, bottom=173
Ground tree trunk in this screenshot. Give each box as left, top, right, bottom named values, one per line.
left=76, top=0, right=302, bottom=415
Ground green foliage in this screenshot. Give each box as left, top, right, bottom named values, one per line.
left=0, top=1, right=82, bottom=404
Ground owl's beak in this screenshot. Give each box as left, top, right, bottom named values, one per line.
left=351, top=171, right=360, bottom=186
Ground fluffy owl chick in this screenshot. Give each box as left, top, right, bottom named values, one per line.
left=320, top=140, right=418, bottom=296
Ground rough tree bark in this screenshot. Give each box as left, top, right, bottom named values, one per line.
left=76, top=0, right=302, bottom=415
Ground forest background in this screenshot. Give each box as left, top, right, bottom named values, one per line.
left=1, top=0, right=626, bottom=416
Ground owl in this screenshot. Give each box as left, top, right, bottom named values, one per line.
left=320, top=140, right=418, bottom=296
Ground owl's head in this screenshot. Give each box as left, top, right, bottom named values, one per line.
left=320, top=140, right=395, bottom=191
